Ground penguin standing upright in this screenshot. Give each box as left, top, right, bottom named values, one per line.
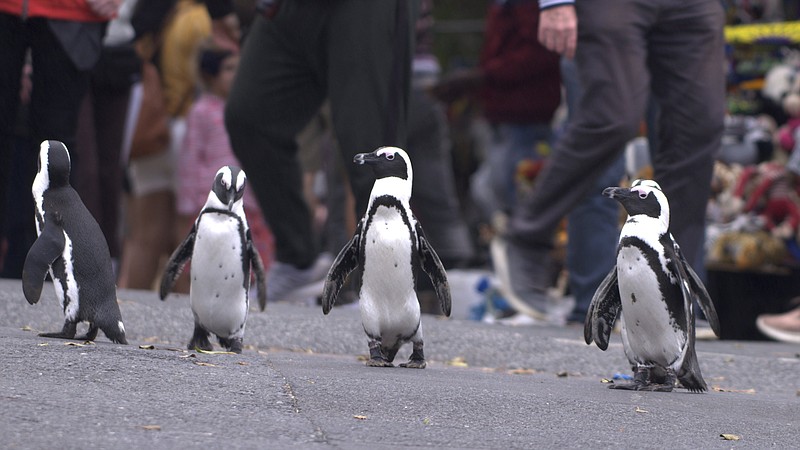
left=22, top=140, right=127, bottom=344
left=585, top=179, right=720, bottom=392
left=323, top=147, right=451, bottom=368
left=160, top=166, right=266, bottom=353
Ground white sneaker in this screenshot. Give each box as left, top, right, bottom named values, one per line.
left=266, top=253, right=333, bottom=304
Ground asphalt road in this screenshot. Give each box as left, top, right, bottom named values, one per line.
left=1, top=278, right=798, bottom=449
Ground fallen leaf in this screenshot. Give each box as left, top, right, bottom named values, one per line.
left=356, top=355, right=368, bottom=361
left=724, top=357, right=735, bottom=363
left=353, top=415, right=367, bottom=420
left=422, top=417, right=431, bottom=425
left=195, top=348, right=236, bottom=355
left=237, top=361, right=249, bottom=366
left=600, top=378, right=613, bottom=384
left=447, top=357, right=468, bottom=367
left=634, top=406, right=648, bottom=413
left=179, top=354, right=197, bottom=359
left=64, top=342, right=86, bottom=347
left=720, top=434, right=740, bottom=441
left=192, top=361, right=216, bottom=367
left=138, top=345, right=155, bottom=350
left=556, top=371, right=568, bottom=378
left=21, top=325, right=33, bottom=331
left=139, top=425, right=161, bottom=431
left=508, top=368, right=537, bottom=375
left=37, top=343, right=49, bottom=347
left=712, top=386, right=755, bottom=394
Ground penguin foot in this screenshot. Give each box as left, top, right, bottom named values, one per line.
left=75, top=324, right=99, bottom=342
left=39, top=331, right=78, bottom=340
left=399, top=359, right=426, bottom=369
left=39, top=322, right=78, bottom=340
left=189, top=324, right=213, bottom=351
left=608, top=381, right=645, bottom=391
left=365, top=357, right=394, bottom=367
left=218, top=336, right=243, bottom=354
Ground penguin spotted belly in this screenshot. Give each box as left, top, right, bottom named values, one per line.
left=360, top=207, right=419, bottom=345
left=616, top=245, right=684, bottom=366
left=190, top=214, right=247, bottom=338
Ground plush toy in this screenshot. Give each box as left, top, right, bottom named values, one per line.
left=733, top=161, right=800, bottom=240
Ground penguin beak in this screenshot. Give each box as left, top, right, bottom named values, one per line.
left=602, top=186, right=633, bottom=200
left=227, top=186, right=236, bottom=209
left=353, top=152, right=377, bottom=165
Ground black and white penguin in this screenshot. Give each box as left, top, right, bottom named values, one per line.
left=22, top=140, right=127, bottom=344
left=322, top=146, right=451, bottom=368
left=160, top=165, right=266, bottom=353
left=585, top=179, right=720, bottom=392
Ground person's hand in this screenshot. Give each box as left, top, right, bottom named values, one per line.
left=538, top=5, right=577, bottom=58
left=430, top=68, right=483, bottom=103
left=86, top=0, right=122, bottom=19
left=212, top=13, right=242, bottom=52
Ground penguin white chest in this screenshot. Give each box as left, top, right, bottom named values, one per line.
left=616, top=245, right=683, bottom=366
left=190, top=214, right=248, bottom=338
left=360, top=206, right=419, bottom=340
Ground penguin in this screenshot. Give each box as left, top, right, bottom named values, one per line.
left=160, top=166, right=266, bottom=353
left=585, top=179, right=720, bottom=392
left=322, top=146, right=451, bottom=368
left=22, top=140, right=127, bottom=344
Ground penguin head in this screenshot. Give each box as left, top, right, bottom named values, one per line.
left=210, top=165, right=247, bottom=210
left=35, top=140, right=71, bottom=189
left=353, top=146, right=413, bottom=198
left=603, top=179, right=670, bottom=226
left=354, top=146, right=412, bottom=180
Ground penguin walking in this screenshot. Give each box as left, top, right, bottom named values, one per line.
left=22, top=140, right=127, bottom=344
left=323, top=147, right=451, bottom=368
left=585, top=179, right=720, bottom=392
left=160, top=166, right=266, bottom=353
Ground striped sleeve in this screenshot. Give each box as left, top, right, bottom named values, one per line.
left=540, top=0, right=574, bottom=10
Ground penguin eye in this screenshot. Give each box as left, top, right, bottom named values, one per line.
left=385, top=153, right=395, bottom=161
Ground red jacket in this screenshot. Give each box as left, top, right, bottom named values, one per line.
left=478, top=0, right=561, bottom=125
left=0, top=0, right=109, bottom=22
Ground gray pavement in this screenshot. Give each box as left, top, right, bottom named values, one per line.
left=1, top=277, right=798, bottom=449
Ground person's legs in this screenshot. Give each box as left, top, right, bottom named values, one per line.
left=327, top=0, right=418, bottom=217
left=406, top=86, right=473, bottom=267
left=225, top=9, right=328, bottom=270
left=647, top=0, right=725, bottom=271
left=566, top=156, right=625, bottom=322
left=499, top=0, right=654, bottom=315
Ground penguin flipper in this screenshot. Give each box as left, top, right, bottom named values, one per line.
left=415, top=222, right=451, bottom=317
left=159, top=226, right=196, bottom=300
left=22, top=214, right=66, bottom=305
left=322, top=221, right=362, bottom=315
left=247, top=233, right=268, bottom=311
left=673, top=239, right=720, bottom=336
left=584, top=267, right=621, bottom=350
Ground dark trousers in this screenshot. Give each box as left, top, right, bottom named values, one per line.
left=0, top=14, right=90, bottom=262
left=225, top=0, right=418, bottom=267
left=509, top=0, right=725, bottom=270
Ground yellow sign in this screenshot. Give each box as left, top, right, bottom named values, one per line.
left=725, top=21, right=800, bottom=44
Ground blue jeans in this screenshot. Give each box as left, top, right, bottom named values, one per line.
left=487, top=123, right=553, bottom=215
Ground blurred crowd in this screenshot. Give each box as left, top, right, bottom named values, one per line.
left=2, top=0, right=800, bottom=343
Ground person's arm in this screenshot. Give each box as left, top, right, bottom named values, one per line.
left=202, top=0, right=240, bottom=51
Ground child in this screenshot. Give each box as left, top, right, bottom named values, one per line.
left=173, top=46, right=273, bottom=293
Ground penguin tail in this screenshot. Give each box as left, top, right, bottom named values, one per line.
left=677, top=347, right=708, bottom=393
left=100, top=320, right=128, bottom=345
